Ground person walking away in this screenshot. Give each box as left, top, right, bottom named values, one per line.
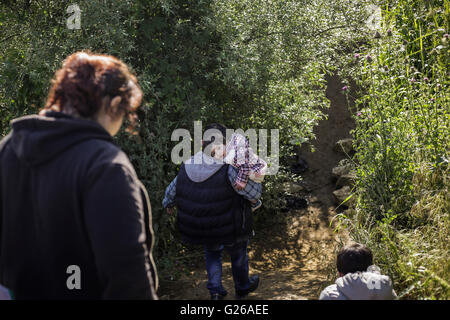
left=163, top=124, right=260, bottom=300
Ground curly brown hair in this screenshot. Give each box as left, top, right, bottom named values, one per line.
left=42, top=51, right=142, bottom=134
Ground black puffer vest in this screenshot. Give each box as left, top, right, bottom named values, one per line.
left=176, top=163, right=253, bottom=245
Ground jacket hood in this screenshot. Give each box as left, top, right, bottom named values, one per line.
left=7, top=111, right=113, bottom=167
left=184, top=151, right=225, bottom=182
left=336, top=270, right=395, bottom=300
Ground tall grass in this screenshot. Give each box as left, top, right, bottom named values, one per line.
left=337, top=0, right=449, bottom=299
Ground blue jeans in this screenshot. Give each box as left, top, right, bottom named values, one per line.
left=204, top=241, right=250, bottom=295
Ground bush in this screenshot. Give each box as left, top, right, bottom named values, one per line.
left=0, top=0, right=380, bottom=281
left=336, top=0, right=449, bottom=299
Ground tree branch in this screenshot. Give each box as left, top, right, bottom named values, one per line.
left=241, top=24, right=353, bottom=45
left=312, top=24, right=351, bottom=37
left=0, top=32, right=25, bottom=44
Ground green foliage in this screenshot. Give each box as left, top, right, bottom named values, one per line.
left=336, top=0, right=449, bottom=299
left=0, top=0, right=138, bottom=132
left=0, top=0, right=385, bottom=283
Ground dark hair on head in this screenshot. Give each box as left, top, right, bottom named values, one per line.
left=42, top=51, right=142, bottom=134
left=337, top=243, right=373, bottom=275
left=202, top=123, right=227, bottom=150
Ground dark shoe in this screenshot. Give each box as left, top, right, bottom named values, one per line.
left=236, top=275, right=260, bottom=299
left=251, top=199, right=262, bottom=212
left=210, top=291, right=227, bottom=300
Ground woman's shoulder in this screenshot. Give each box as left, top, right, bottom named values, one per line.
left=77, top=138, right=136, bottom=176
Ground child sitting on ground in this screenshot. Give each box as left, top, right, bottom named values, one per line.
left=319, top=242, right=397, bottom=300
left=213, top=133, right=267, bottom=211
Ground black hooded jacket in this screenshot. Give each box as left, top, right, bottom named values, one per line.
left=0, top=111, right=158, bottom=299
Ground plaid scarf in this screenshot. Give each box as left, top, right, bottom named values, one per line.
left=226, top=133, right=266, bottom=185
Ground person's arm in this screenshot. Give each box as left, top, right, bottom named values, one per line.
left=228, top=166, right=262, bottom=200
left=83, top=163, right=157, bottom=299
left=162, top=176, right=178, bottom=209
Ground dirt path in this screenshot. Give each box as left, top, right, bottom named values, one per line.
left=158, top=75, right=354, bottom=300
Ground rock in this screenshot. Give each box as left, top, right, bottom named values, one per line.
left=332, top=164, right=353, bottom=179
left=282, top=182, right=305, bottom=193
left=332, top=159, right=356, bottom=186
left=334, top=138, right=354, bottom=154
left=336, top=173, right=356, bottom=188
left=332, top=186, right=354, bottom=207
left=284, top=195, right=308, bottom=209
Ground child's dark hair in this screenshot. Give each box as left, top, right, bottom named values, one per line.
left=337, top=243, right=373, bottom=275
left=202, top=123, right=227, bottom=150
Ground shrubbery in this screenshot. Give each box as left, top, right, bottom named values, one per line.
left=3, top=1, right=447, bottom=299
left=337, top=0, right=449, bottom=299
left=1, top=0, right=370, bottom=279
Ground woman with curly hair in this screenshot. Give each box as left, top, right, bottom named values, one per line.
left=0, top=51, right=158, bottom=299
